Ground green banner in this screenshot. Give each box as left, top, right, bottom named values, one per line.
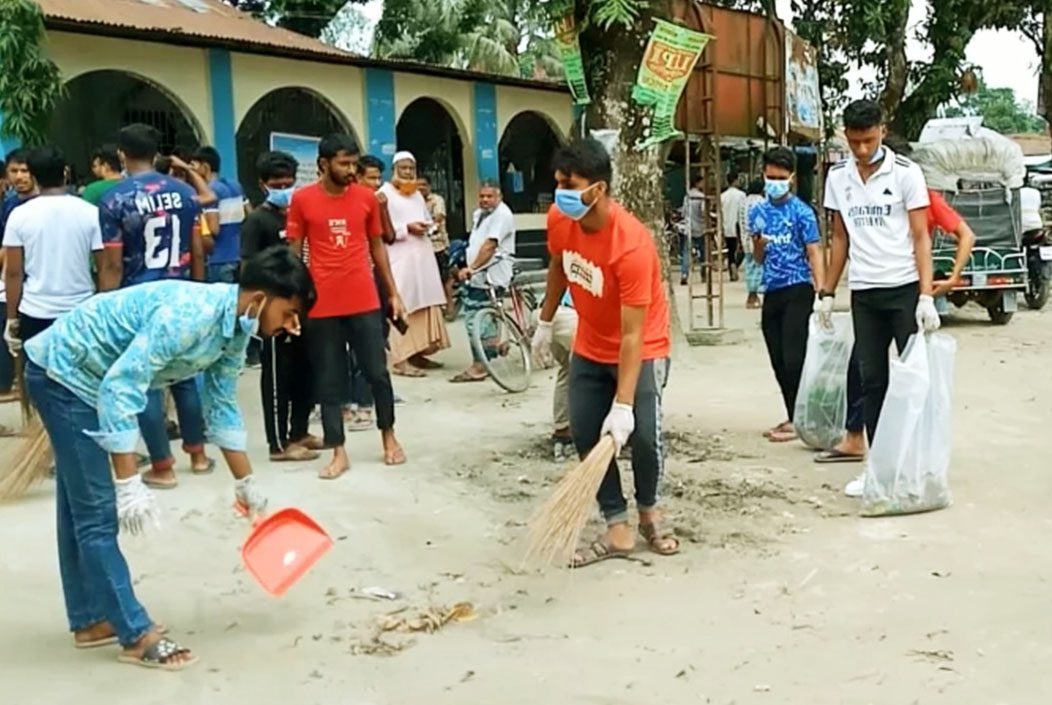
left=631, top=19, right=712, bottom=149
left=553, top=5, right=590, bottom=106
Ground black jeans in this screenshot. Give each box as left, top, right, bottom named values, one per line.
left=851, top=282, right=919, bottom=443
left=844, top=346, right=864, bottom=433
left=761, top=283, right=814, bottom=419
left=260, top=334, right=314, bottom=454
left=307, top=310, right=394, bottom=447
left=569, top=355, right=670, bottom=525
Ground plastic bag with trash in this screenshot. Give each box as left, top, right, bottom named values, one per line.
left=861, top=332, right=956, bottom=517
left=794, top=313, right=854, bottom=451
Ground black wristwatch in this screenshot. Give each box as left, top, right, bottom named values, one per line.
left=818, top=290, right=835, bottom=300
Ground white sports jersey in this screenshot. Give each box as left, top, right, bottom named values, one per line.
left=824, top=148, right=929, bottom=290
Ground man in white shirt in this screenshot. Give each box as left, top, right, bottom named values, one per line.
left=4, top=146, right=103, bottom=349
left=451, top=180, right=516, bottom=382
left=720, top=172, right=746, bottom=281
left=817, top=99, right=940, bottom=496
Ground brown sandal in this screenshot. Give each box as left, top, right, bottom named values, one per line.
left=639, top=523, right=681, bottom=557
left=570, top=539, right=635, bottom=568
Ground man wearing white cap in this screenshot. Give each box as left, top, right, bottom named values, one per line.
left=378, top=152, right=450, bottom=377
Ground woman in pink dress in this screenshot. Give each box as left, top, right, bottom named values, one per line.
left=379, top=152, right=451, bottom=377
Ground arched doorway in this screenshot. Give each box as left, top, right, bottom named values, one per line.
left=236, top=87, right=356, bottom=205
left=499, top=111, right=564, bottom=215
left=396, top=98, right=466, bottom=238
left=49, top=70, right=203, bottom=187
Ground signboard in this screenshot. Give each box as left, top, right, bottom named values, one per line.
left=269, top=132, right=320, bottom=187
left=785, top=29, right=822, bottom=140
left=552, top=1, right=591, bottom=105
left=631, top=19, right=711, bottom=149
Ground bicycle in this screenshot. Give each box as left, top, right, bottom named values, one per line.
left=466, top=254, right=538, bottom=393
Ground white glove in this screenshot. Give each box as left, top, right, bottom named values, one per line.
left=234, top=475, right=268, bottom=518
left=915, top=294, right=941, bottom=332
left=813, top=294, right=834, bottom=330
left=600, top=401, right=635, bottom=452
left=114, top=474, right=161, bottom=536
left=531, top=318, right=553, bottom=367
left=4, top=319, right=21, bottom=356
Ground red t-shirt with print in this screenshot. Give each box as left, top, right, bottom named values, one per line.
left=286, top=182, right=382, bottom=318
left=547, top=202, right=671, bottom=364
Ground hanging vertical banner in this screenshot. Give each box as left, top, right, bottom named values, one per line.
left=631, top=19, right=712, bottom=149
left=785, top=29, right=822, bottom=140
left=552, top=3, right=591, bottom=106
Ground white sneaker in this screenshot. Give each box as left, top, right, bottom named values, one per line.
left=844, top=473, right=865, bottom=498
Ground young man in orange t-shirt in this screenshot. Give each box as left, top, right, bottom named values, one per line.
left=533, top=139, right=678, bottom=568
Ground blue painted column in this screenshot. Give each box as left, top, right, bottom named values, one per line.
left=364, top=69, right=397, bottom=171
left=473, top=83, right=499, bottom=183
left=0, top=112, right=21, bottom=160
left=207, top=49, right=237, bottom=177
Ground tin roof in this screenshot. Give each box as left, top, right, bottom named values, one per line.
left=37, top=0, right=567, bottom=92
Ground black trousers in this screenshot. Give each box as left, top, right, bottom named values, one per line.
left=307, top=310, right=394, bottom=447
left=851, top=282, right=919, bottom=443
left=569, top=355, right=670, bottom=525
left=259, top=333, right=313, bottom=454
left=19, top=313, right=55, bottom=343
left=761, top=283, right=814, bottom=419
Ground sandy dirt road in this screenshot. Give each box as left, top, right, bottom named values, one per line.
left=2, top=282, right=1050, bottom=705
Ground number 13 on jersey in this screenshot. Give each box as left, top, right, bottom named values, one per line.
left=144, top=214, right=183, bottom=270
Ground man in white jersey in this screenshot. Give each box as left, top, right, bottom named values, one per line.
left=817, top=99, right=940, bottom=494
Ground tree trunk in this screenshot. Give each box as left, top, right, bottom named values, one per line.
left=577, top=3, right=671, bottom=265
left=878, top=1, right=910, bottom=120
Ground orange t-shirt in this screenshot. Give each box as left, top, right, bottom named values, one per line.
left=547, top=203, right=671, bottom=364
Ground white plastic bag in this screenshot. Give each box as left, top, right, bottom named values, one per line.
left=794, top=313, right=854, bottom=450
left=861, top=332, right=956, bottom=517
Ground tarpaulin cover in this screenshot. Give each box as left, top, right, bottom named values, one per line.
left=912, top=136, right=1026, bottom=192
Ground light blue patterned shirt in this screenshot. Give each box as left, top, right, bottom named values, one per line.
left=25, top=281, right=250, bottom=454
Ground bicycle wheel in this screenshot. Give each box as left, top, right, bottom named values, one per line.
left=469, top=308, right=532, bottom=393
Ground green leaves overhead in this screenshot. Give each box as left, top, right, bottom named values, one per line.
left=0, top=0, right=65, bottom=146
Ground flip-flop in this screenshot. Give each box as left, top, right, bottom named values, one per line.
left=639, top=523, right=681, bottom=557
left=814, top=449, right=865, bottom=464
left=117, top=637, right=198, bottom=671
left=75, top=623, right=168, bottom=649
left=191, top=458, right=216, bottom=475
left=411, top=358, right=444, bottom=370
left=570, top=539, right=635, bottom=568
left=141, top=473, right=178, bottom=490
left=449, top=372, right=488, bottom=383
left=318, top=462, right=349, bottom=480
left=393, top=366, right=426, bottom=378
left=384, top=448, right=407, bottom=466
left=768, top=431, right=798, bottom=443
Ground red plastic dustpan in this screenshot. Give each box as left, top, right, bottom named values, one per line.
left=241, top=508, right=333, bottom=597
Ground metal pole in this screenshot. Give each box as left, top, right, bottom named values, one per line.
left=685, top=135, right=694, bottom=330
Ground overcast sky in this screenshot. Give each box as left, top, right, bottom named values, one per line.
left=352, top=0, right=1040, bottom=106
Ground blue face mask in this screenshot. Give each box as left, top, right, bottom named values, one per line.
left=764, top=178, right=791, bottom=201
left=239, top=299, right=265, bottom=340
left=554, top=183, right=599, bottom=221
left=265, top=186, right=295, bottom=209
left=868, top=146, right=886, bottom=165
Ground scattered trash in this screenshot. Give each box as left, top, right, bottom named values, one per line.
left=908, top=649, right=954, bottom=663
left=754, top=684, right=771, bottom=692
left=378, top=602, right=478, bottom=634
left=358, top=586, right=401, bottom=601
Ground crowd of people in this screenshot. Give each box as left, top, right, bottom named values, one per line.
left=2, top=98, right=979, bottom=671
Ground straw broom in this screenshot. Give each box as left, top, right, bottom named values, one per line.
left=524, top=435, right=617, bottom=568
left=0, top=355, right=53, bottom=501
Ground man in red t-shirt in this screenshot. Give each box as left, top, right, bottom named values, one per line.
left=533, top=139, right=677, bottom=568
left=286, top=134, right=407, bottom=478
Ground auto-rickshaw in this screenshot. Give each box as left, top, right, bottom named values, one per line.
left=912, top=135, right=1028, bottom=325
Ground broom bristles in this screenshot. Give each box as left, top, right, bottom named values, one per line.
left=0, top=416, right=52, bottom=501
left=524, top=435, right=617, bottom=568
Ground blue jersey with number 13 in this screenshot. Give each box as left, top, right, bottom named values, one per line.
left=99, top=172, right=200, bottom=288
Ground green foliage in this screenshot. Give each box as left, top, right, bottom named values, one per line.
left=945, top=80, right=1048, bottom=134
left=589, top=0, right=647, bottom=29
left=0, top=0, right=65, bottom=146
left=221, top=0, right=370, bottom=38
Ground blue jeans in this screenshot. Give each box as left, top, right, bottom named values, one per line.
left=207, top=261, right=239, bottom=284
left=679, top=235, right=703, bottom=280
left=138, top=378, right=206, bottom=469
left=26, top=362, right=154, bottom=646
left=462, top=286, right=494, bottom=364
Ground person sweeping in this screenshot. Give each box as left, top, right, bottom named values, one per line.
left=532, top=138, right=676, bottom=568
left=22, top=247, right=314, bottom=671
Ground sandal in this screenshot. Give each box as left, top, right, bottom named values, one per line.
left=294, top=434, right=324, bottom=451
left=393, top=365, right=426, bottom=378
left=814, top=448, right=864, bottom=464
left=384, top=446, right=407, bottom=466
left=191, top=458, right=216, bottom=475
left=410, top=357, right=444, bottom=370
left=570, top=539, right=635, bottom=568
left=118, top=636, right=198, bottom=671
left=639, top=523, right=681, bottom=557
left=141, top=471, right=178, bottom=490
left=768, top=429, right=798, bottom=443
left=318, top=461, right=349, bottom=480
left=75, top=623, right=168, bottom=649
left=270, top=446, right=320, bottom=462
left=449, top=371, right=488, bottom=383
